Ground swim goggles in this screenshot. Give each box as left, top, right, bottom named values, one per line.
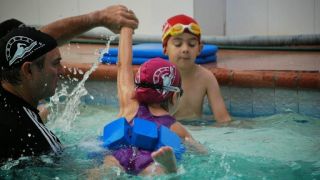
left=162, top=23, right=201, bottom=41
left=136, top=82, right=183, bottom=96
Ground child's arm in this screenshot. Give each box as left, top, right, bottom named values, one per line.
left=207, top=74, right=232, bottom=123
left=170, top=122, right=207, bottom=154
left=117, top=27, right=138, bottom=118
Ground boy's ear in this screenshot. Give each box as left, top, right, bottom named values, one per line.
left=198, top=42, right=204, bottom=56
left=163, top=46, right=168, bottom=55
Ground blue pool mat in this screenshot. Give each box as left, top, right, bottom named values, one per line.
left=102, top=55, right=216, bottom=65
left=101, top=43, right=218, bottom=65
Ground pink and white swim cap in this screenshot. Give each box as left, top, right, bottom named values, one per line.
left=135, top=57, right=182, bottom=104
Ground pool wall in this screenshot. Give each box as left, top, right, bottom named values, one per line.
left=77, top=81, right=320, bottom=118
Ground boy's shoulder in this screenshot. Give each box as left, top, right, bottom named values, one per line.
left=182, top=65, right=216, bottom=87
left=195, top=65, right=216, bottom=79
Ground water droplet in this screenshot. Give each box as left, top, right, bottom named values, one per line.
left=28, top=133, right=31, bottom=137
left=47, top=36, right=114, bottom=132
left=73, top=78, right=79, bottom=82
left=73, top=68, right=77, bottom=75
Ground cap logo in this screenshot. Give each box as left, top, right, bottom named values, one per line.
left=6, top=36, right=45, bottom=66
left=154, top=66, right=176, bottom=95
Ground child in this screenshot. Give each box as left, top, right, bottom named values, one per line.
left=100, top=27, right=205, bottom=176
left=162, top=14, right=231, bottom=123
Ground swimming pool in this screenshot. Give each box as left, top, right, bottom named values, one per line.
left=1, top=80, right=319, bottom=179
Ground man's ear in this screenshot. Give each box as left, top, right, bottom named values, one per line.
left=20, top=62, right=33, bottom=80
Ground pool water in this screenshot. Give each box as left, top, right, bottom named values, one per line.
left=1, top=104, right=319, bottom=179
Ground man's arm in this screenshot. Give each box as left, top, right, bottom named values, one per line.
left=40, top=5, right=138, bottom=45
left=207, top=73, right=232, bottom=123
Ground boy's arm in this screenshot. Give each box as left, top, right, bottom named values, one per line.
left=40, top=5, right=138, bottom=45
left=170, top=122, right=207, bottom=154
left=207, top=74, right=232, bottom=123
left=117, top=27, right=138, bottom=118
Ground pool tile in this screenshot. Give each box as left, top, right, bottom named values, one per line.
left=230, top=87, right=253, bottom=117
left=298, top=90, right=320, bottom=117
left=275, top=88, right=299, bottom=113
left=220, top=86, right=232, bottom=111
left=84, top=81, right=118, bottom=106
left=252, top=88, right=276, bottom=116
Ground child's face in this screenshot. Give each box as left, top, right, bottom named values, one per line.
left=164, top=33, right=202, bottom=68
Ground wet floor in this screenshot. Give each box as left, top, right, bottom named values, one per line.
left=60, top=43, right=320, bottom=71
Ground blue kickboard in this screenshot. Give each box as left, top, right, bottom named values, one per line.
left=101, top=43, right=218, bottom=65
left=102, top=54, right=216, bottom=65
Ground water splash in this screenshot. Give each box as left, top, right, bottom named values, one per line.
left=46, top=35, right=117, bottom=132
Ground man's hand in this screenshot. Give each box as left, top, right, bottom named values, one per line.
left=93, top=5, right=139, bottom=34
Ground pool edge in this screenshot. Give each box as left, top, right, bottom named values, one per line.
left=62, top=62, right=320, bottom=89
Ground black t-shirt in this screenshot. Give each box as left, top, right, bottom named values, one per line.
left=0, top=86, right=62, bottom=164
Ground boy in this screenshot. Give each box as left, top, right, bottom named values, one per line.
left=162, top=14, right=231, bottom=123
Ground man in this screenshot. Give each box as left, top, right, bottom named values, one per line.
left=0, top=27, right=63, bottom=163
left=1, top=5, right=138, bottom=122
left=0, top=5, right=139, bottom=164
